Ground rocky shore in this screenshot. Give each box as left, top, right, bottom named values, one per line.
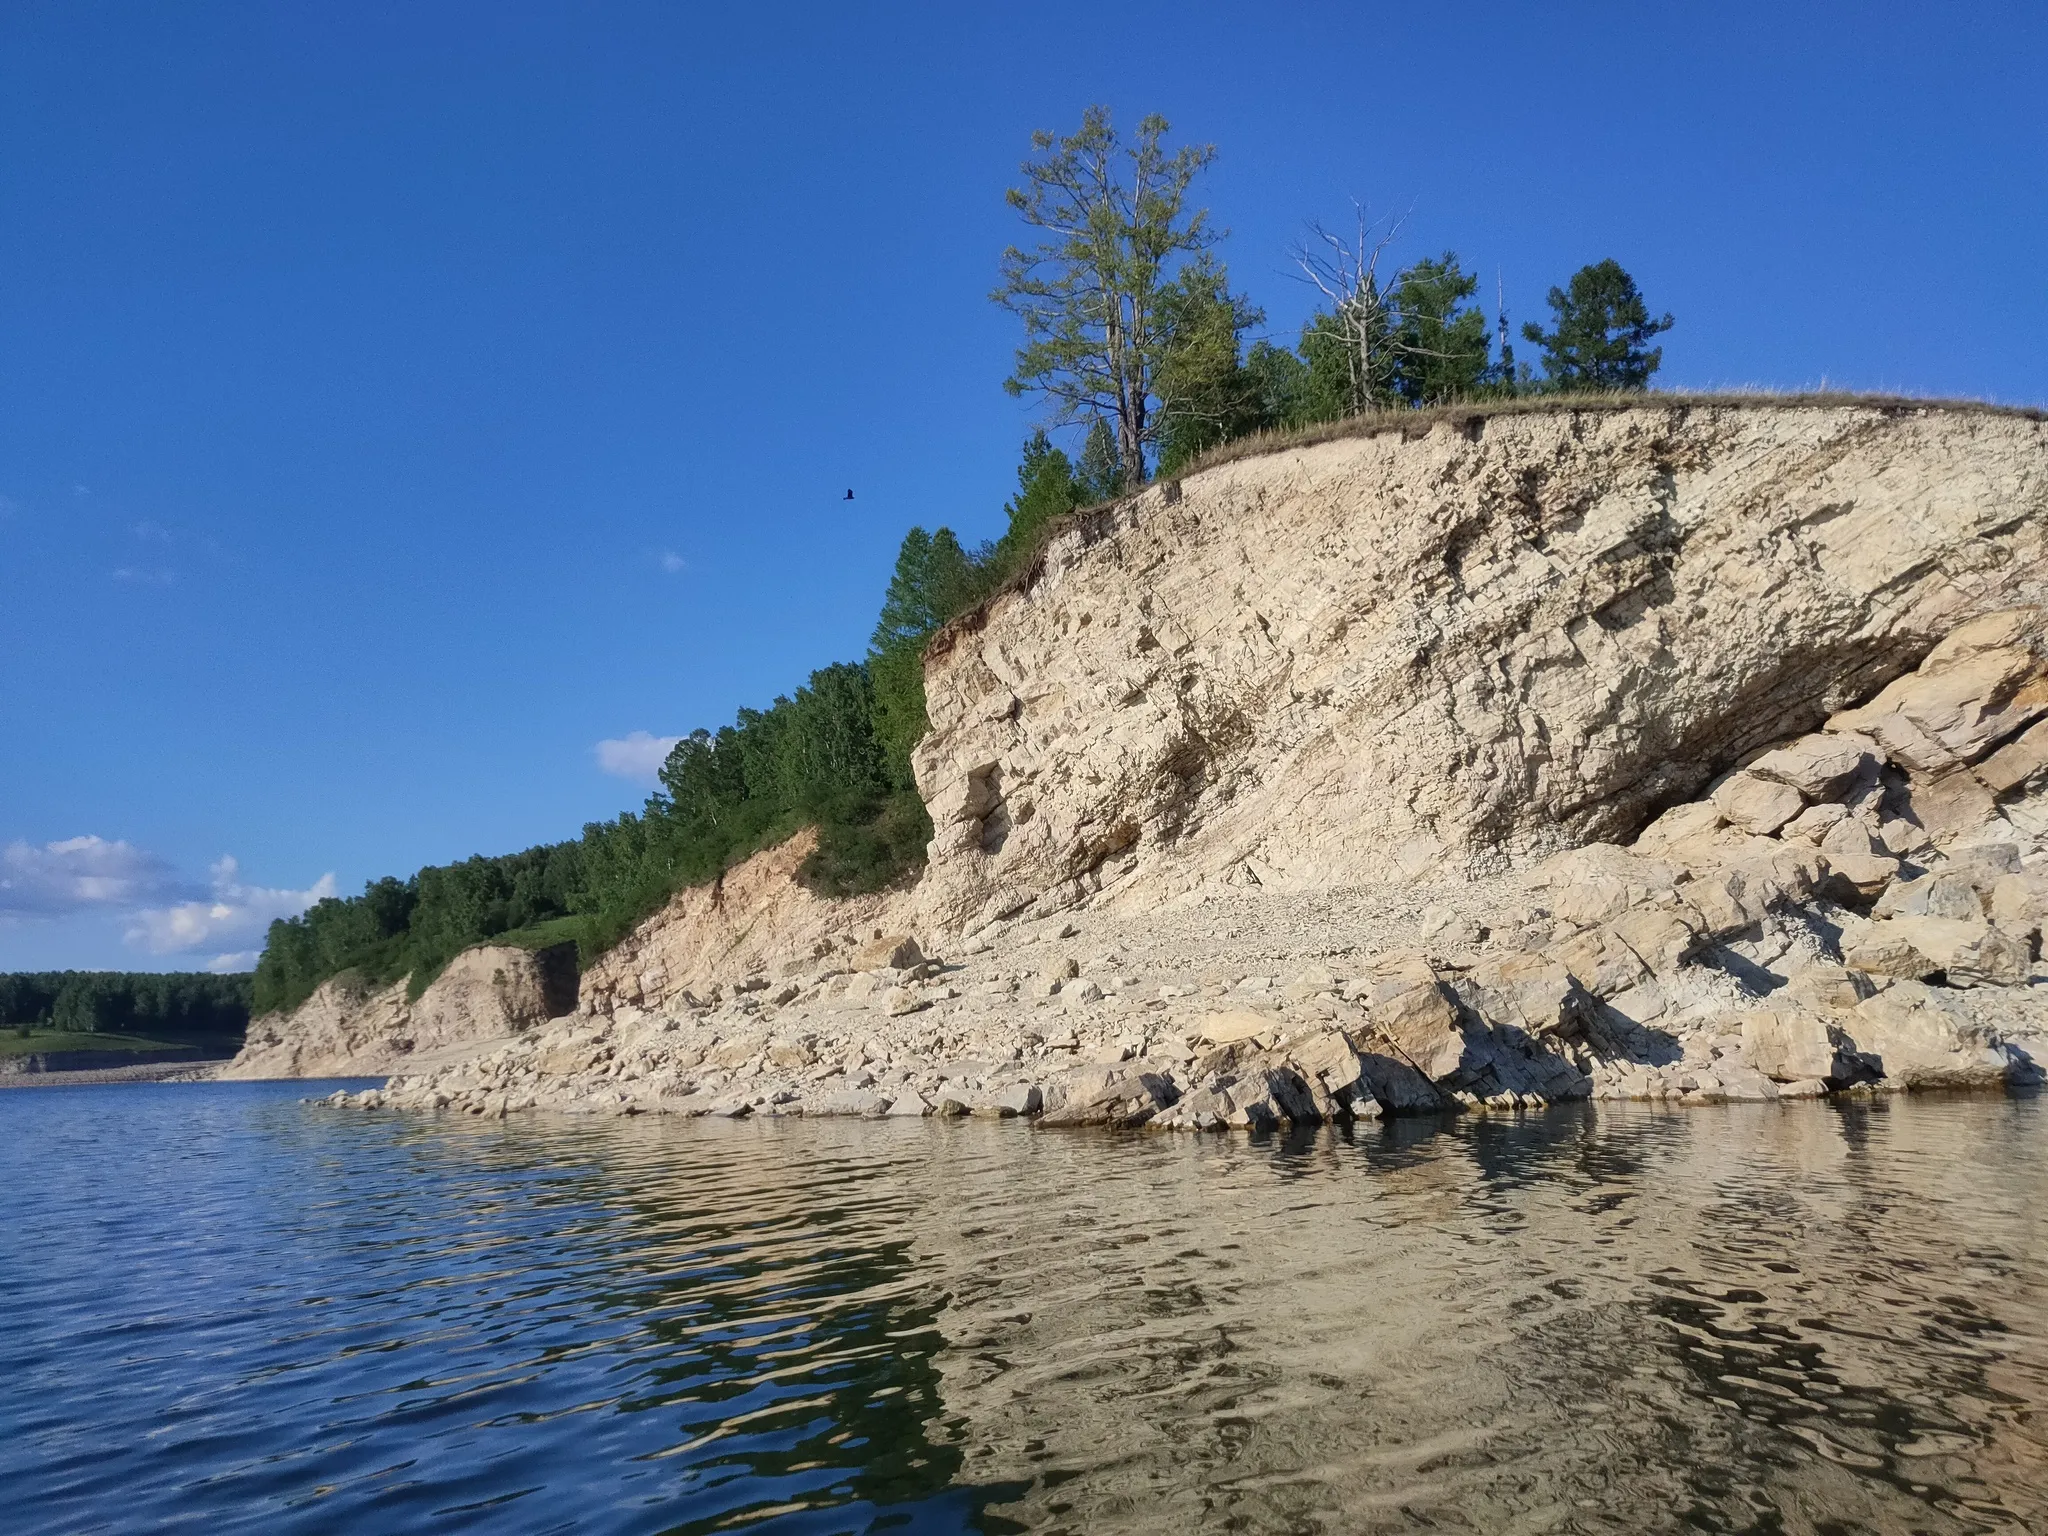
left=331, top=607, right=2048, bottom=1129
left=260, top=400, right=2048, bottom=1130
left=2, top=1059, right=228, bottom=1087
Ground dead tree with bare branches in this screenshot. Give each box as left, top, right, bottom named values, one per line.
left=1292, top=204, right=1406, bottom=415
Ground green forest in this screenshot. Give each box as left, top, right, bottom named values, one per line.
left=252, top=106, right=1675, bottom=1019
left=0, top=971, right=252, bottom=1040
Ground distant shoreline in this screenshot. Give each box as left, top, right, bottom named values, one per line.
left=0, top=1059, right=231, bottom=1089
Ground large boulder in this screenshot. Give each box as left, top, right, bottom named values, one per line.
left=853, top=933, right=925, bottom=972
left=1990, top=873, right=2048, bottom=953
left=1711, top=772, right=1806, bottom=836
left=1745, top=733, right=1882, bottom=800
left=1827, top=609, right=2048, bottom=774
left=1738, top=1008, right=1859, bottom=1085
left=1039, top=1061, right=1179, bottom=1128
left=1842, top=983, right=2018, bottom=1090
left=1976, top=720, right=2048, bottom=796
left=1359, top=957, right=1468, bottom=1078
left=1844, top=916, right=2030, bottom=988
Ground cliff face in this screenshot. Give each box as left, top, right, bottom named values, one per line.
left=283, top=399, right=2048, bottom=1109
left=222, top=942, right=576, bottom=1079
left=357, top=598, right=2048, bottom=1122
left=912, top=403, right=2048, bottom=935
left=575, top=827, right=906, bottom=1011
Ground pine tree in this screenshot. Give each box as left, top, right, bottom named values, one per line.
left=1242, top=339, right=1319, bottom=431
left=869, top=527, right=977, bottom=654
left=1002, top=431, right=1080, bottom=548
left=1521, top=259, right=1673, bottom=391
left=1077, top=419, right=1125, bottom=502
left=868, top=527, right=979, bottom=787
left=1388, top=253, right=1491, bottom=405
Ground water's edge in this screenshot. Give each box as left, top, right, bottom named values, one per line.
left=7, top=1081, right=2046, bottom=1535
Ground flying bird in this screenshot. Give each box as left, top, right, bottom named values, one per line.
left=844, top=489, right=854, bottom=500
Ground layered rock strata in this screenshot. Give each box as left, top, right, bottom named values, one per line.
left=346, top=604, right=2048, bottom=1127
left=574, top=828, right=905, bottom=1015
left=286, top=399, right=2048, bottom=1125
left=913, top=401, right=2048, bottom=933
left=226, top=941, right=577, bottom=1079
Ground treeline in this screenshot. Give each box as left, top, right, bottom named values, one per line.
left=254, top=106, right=1675, bottom=1018
left=255, top=434, right=1101, bottom=1018
left=994, top=107, right=1674, bottom=492
left=255, top=660, right=935, bottom=1016
left=0, top=971, right=252, bottom=1039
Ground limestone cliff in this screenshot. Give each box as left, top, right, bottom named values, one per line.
left=357, top=594, right=2048, bottom=1124
left=574, top=827, right=906, bottom=1015
left=913, top=400, right=2048, bottom=934
left=223, top=941, right=577, bottom=1079
left=294, top=397, right=2048, bottom=1118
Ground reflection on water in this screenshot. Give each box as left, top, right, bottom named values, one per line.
left=3, top=1084, right=2046, bottom=1533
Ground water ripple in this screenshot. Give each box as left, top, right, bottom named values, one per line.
left=4, top=1084, right=2047, bottom=1532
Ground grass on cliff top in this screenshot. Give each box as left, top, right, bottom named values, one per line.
left=484, top=915, right=594, bottom=955
left=1175, top=387, right=2047, bottom=479
left=927, top=387, right=2048, bottom=661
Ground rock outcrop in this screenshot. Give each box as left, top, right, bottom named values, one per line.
left=575, top=828, right=906, bottom=1014
left=226, top=942, right=577, bottom=1079
left=913, top=401, right=2048, bottom=933
left=310, top=399, right=2048, bottom=1124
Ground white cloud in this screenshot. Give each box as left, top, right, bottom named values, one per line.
left=596, top=731, right=681, bottom=784
left=0, top=836, right=193, bottom=916
left=0, top=839, right=329, bottom=969
left=125, top=856, right=337, bottom=958
left=113, top=566, right=177, bottom=585
left=657, top=549, right=686, bottom=574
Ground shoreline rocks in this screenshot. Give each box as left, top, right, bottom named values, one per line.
left=335, top=606, right=2048, bottom=1129
left=272, top=403, right=2048, bottom=1129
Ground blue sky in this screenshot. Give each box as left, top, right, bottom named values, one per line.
left=3, top=1, right=2043, bottom=971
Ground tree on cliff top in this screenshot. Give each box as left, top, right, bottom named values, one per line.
left=1388, top=253, right=1493, bottom=405
left=994, top=106, right=1223, bottom=486
left=1004, top=429, right=1082, bottom=549
left=1154, top=253, right=1266, bottom=477
left=1291, top=205, right=1403, bottom=416
left=1521, top=259, right=1673, bottom=391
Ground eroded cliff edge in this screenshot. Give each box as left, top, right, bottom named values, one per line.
left=225, top=942, right=577, bottom=1080
left=276, top=398, right=2048, bottom=1121
left=912, top=400, right=2048, bottom=931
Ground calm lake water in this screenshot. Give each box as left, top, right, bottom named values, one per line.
left=5, top=1083, right=2048, bottom=1534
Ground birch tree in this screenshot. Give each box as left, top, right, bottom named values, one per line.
left=1296, top=209, right=1515, bottom=410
